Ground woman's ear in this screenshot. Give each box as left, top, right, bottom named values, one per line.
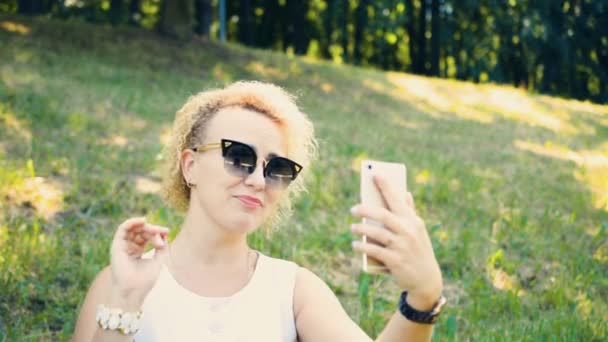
left=180, top=149, right=197, bottom=186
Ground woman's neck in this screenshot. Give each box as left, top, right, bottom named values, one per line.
left=171, top=205, right=251, bottom=270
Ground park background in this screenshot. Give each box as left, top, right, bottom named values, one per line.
left=1, top=0, right=607, bottom=340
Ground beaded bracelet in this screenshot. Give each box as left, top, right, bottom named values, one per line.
left=96, top=304, right=143, bottom=335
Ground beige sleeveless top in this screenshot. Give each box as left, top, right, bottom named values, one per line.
left=133, top=249, right=299, bottom=341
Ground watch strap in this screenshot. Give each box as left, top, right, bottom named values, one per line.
left=398, top=291, right=446, bottom=324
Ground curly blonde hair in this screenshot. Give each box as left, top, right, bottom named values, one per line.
left=160, top=81, right=317, bottom=230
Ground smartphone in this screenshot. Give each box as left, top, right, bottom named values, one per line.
left=360, top=160, right=407, bottom=273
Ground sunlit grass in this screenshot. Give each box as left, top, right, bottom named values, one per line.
left=1, top=14, right=607, bottom=341
left=0, top=20, right=30, bottom=35
left=385, top=72, right=606, bottom=135
left=514, top=140, right=608, bottom=211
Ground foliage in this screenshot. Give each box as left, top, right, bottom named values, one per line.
left=1, top=0, right=606, bottom=103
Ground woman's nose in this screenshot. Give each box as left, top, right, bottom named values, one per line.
left=243, top=160, right=266, bottom=189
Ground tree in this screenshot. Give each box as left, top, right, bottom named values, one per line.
left=159, top=0, right=195, bottom=39
left=289, top=0, right=308, bottom=55
left=109, top=0, right=127, bottom=25
left=17, top=0, right=49, bottom=15
left=354, top=0, right=369, bottom=64
left=430, top=0, right=440, bottom=76
left=237, top=0, right=253, bottom=45
left=258, top=0, right=279, bottom=48
left=4, top=0, right=606, bottom=103
left=416, top=0, right=428, bottom=75
left=404, top=0, right=418, bottom=74
left=128, top=0, right=142, bottom=26
left=340, top=0, right=350, bottom=62
left=193, top=0, right=212, bottom=37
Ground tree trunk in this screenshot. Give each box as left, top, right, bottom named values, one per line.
left=417, top=0, right=428, bottom=75
left=194, top=0, right=212, bottom=37
left=238, top=0, right=253, bottom=45
left=340, top=0, right=349, bottom=62
left=17, top=0, right=46, bottom=14
left=258, top=0, right=279, bottom=48
left=128, top=0, right=141, bottom=26
left=354, top=0, right=368, bottom=64
left=430, top=0, right=440, bottom=76
left=323, top=0, right=335, bottom=58
left=404, top=0, right=417, bottom=73
left=291, top=0, right=308, bottom=55
left=277, top=1, right=288, bottom=51
left=109, top=0, right=126, bottom=25
left=159, top=0, right=194, bottom=40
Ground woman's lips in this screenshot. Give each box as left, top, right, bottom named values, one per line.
left=235, top=195, right=263, bottom=208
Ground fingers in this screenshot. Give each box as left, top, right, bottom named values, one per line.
left=115, top=218, right=169, bottom=256
left=351, top=204, right=404, bottom=234
left=352, top=240, right=399, bottom=268
left=405, top=191, right=416, bottom=212
left=373, top=175, right=410, bottom=216
left=115, top=217, right=147, bottom=240
left=351, top=223, right=395, bottom=248
left=138, top=224, right=169, bottom=248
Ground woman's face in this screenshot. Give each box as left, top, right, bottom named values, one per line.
left=182, top=106, right=288, bottom=234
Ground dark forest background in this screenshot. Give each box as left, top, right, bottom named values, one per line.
left=2, top=0, right=607, bottom=104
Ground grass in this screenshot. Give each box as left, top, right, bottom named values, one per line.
left=1, top=14, right=607, bottom=341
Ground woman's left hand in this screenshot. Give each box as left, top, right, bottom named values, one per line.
left=350, top=174, right=443, bottom=309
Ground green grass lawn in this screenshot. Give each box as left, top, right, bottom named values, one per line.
left=1, top=15, right=607, bottom=341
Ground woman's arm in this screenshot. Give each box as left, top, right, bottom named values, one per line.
left=294, top=266, right=439, bottom=342
left=73, top=266, right=142, bottom=342
left=293, top=267, right=371, bottom=342
left=73, top=218, right=168, bottom=341
left=295, top=174, right=443, bottom=341
left=374, top=292, right=441, bottom=342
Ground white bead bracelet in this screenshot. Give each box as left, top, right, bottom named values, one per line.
left=96, top=304, right=143, bottom=335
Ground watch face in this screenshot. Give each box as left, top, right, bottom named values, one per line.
left=431, top=296, right=447, bottom=315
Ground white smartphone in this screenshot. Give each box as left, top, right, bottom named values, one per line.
left=360, top=160, right=407, bottom=273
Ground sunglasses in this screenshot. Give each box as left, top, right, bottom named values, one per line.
left=191, top=139, right=303, bottom=188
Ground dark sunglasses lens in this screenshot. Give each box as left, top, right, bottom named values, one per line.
left=266, top=158, right=296, bottom=187
left=224, top=143, right=256, bottom=176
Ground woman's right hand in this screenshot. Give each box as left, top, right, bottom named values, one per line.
left=109, top=217, right=169, bottom=307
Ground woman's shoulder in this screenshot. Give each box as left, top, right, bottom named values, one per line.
left=259, top=253, right=327, bottom=294
left=256, top=252, right=302, bottom=286
left=257, top=253, right=335, bottom=285
left=291, top=263, right=343, bottom=323
left=258, top=251, right=299, bottom=268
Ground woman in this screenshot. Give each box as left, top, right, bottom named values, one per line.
left=73, top=81, right=444, bottom=341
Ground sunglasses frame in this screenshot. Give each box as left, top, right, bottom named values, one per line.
left=191, top=139, right=303, bottom=183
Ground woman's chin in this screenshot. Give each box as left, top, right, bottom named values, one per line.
left=224, top=215, right=260, bottom=234
left=223, top=201, right=265, bottom=232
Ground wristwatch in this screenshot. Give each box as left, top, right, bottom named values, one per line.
left=398, top=291, right=446, bottom=324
